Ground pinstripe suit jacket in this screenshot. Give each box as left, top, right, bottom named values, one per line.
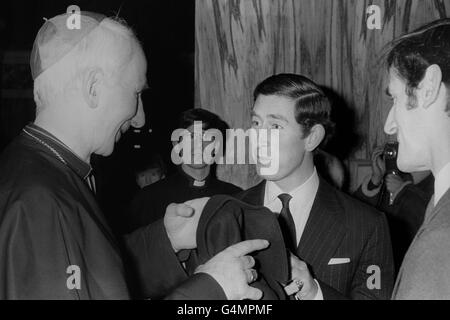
left=235, top=178, right=394, bottom=300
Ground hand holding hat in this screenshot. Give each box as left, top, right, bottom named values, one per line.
left=195, top=239, right=270, bottom=300
left=284, top=252, right=318, bottom=300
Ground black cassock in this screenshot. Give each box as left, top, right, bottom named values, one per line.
left=128, top=167, right=242, bottom=233
left=0, top=124, right=224, bottom=299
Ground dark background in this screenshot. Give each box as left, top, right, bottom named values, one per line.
left=0, top=0, right=195, bottom=233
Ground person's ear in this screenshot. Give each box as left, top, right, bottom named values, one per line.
left=418, top=64, right=442, bottom=109
left=83, top=68, right=104, bottom=109
left=304, top=124, right=325, bottom=152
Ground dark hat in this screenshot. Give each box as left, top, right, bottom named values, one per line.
left=191, top=195, right=290, bottom=300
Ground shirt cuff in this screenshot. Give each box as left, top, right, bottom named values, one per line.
left=313, top=279, right=324, bottom=300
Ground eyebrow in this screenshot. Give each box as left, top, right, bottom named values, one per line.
left=267, top=114, right=289, bottom=123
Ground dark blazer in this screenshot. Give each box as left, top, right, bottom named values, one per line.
left=235, top=178, right=395, bottom=300
left=128, top=170, right=242, bottom=233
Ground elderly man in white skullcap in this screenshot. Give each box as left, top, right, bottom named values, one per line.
left=0, top=11, right=267, bottom=300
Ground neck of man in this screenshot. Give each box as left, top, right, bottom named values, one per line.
left=181, top=163, right=211, bottom=182
left=429, top=116, right=450, bottom=176
left=34, top=110, right=91, bottom=163
left=431, top=143, right=450, bottom=177
left=274, top=153, right=315, bottom=193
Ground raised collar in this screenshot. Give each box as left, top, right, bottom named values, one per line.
left=264, top=167, right=319, bottom=206
left=22, top=123, right=92, bottom=179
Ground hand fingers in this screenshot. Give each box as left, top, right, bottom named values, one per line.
left=242, top=286, right=263, bottom=300
left=226, top=239, right=269, bottom=257
left=172, top=203, right=194, bottom=218
left=376, top=156, right=385, bottom=166
left=290, top=254, right=306, bottom=269
left=240, top=255, right=255, bottom=269
left=374, top=146, right=384, bottom=154
left=372, top=149, right=384, bottom=160
left=291, top=265, right=307, bottom=280
left=290, top=254, right=301, bottom=267
left=284, top=281, right=299, bottom=296
left=184, top=197, right=210, bottom=209
left=245, top=268, right=258, bottom=283
left=386, top=174, right=402, bottom=183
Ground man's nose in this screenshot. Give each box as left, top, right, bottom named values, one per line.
left=384, top=107, right=397, bottom=135
left=131, top=98, right=145, bottom=128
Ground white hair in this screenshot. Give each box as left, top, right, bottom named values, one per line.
left=33, top=17, right=141, bottom=113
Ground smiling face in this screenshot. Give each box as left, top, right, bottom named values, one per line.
left=384, top=68, right=431, bottom=172
left=184, top=123, right=214, bottom=169
left=95, top=43, right=148, bottom=156
left=251, top=94, right=307, bottom=181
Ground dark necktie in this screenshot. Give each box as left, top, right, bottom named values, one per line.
left=278, top=193, right=297, bottom=251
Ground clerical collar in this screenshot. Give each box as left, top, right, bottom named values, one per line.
left=22, top=124, right=92, bottom=180
left=178, top=166, right=212, bottom=188
left=193, top=179, right=206, bottom=187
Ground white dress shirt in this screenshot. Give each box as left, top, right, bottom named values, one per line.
left=434, top=161, right=450, bottom=206
left=263, top=167, right=323, bottom=300
left=264, top=167, right=319, bottom=245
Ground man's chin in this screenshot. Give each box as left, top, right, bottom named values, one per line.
left=186, top=163, right=209, bottom=169
left=256, top=163, right=280, bottom=179
left=97, top=141, right=115, bottom=158
left=397, top=157, right=428, bottom=173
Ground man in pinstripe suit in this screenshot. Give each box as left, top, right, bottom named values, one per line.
left=236, top=73, right=394, bottom=300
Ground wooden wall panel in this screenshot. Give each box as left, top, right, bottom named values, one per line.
left=195, top=0, right=450, bottom=190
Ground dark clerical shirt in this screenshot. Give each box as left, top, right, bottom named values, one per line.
left=128, top=168, right=242, bottom=232
left=0, top=124, right=224, bottom=299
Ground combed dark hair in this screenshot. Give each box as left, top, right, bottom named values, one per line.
left=386, top=18, right=450, bottom=102
left=178, top=108, right=229, bottom=138
left=253, top=73, right=334, bottom=140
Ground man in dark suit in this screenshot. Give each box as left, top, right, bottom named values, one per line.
left=236, top=74, right=394, bottom=300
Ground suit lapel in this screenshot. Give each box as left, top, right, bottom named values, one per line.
left=296, top=179, right=347, bottom=270
left=239, top=181, right=266, bottom=205
left=240, top=179, right=347, bottom=271
left=425, top=190, right=450, bottom=225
